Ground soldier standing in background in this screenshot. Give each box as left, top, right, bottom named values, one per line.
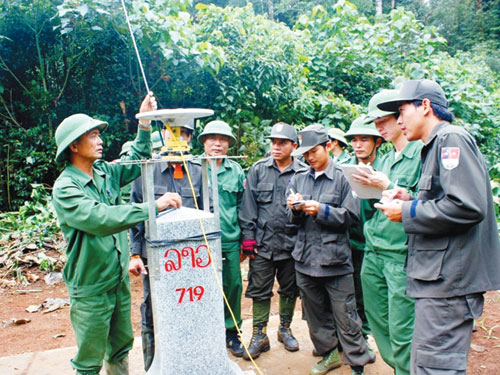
left=239, top=122, right=308, bottom=360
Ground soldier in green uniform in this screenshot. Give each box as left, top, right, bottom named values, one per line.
left=51, top=94, right=182, bottom=375
left=198, top=120, right=246, bottom=357
left=343, top=117, right=384, bottom=361
left=355, top=89, right=422, bottom=375
left=239, top=122, right=308, bottom=360
left=327, top=127, right=350, bottom=164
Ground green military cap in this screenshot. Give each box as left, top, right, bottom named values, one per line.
left=292, top=123, right=329, bottom=156
left=327, top=128, right=348, bottom=147
left=198, top=120, right=236, bottom=146
left=55, top=113, right=108, bottom=162
left=345, top=116, right=382, bottom=139
left=377, top=79, right=449, bottom=112
left=266, top=122, right=298, bottom=143
left=364, top=89, right=399, bottom=124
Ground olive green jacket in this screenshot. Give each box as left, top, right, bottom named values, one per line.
left=52, top=128, right=153, bottom=298
left=207, top=157, right=245, bottom=252
left=364, top=141, right=423, bottom=253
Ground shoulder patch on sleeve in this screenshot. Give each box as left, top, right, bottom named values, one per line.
left=441, top=147, right=460, bottom=170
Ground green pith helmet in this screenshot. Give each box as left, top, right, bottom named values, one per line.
left=198, top=120, right=236, bottom=146
left=119, top=141, right=134, bottom=157
left=345, top=116, right=382, bottom=139
left=151, top=131, right=163, bottom=150
left=327, top=128, right=348, bottom=147
left=55, top=113, right=108, bottom=162
left=364, top=89, right=399, bottom=124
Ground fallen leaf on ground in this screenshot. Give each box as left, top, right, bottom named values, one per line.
left=11, top=318, right=31, bottom=325
left=26, top=304, right=43, bottom=313
left=42, top=297, right=69, bottom=314
left=43, top=272, right=63, bottom=285
left=470, top=343, right=486, bottom=353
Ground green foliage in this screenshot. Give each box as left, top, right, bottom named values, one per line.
left=0, top=0, right=499, bottom=219
left=0, top=184, right=63, bottom=281
left=0, top=184, right=60, bottom=243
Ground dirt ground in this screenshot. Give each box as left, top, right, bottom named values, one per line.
left=1, top=270, right=499, bottom=374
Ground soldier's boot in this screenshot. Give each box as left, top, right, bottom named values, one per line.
left=277, top=317, right=299, bottom=351
left=226, top=329, right=244, bottom=357
left=351, top=366, right=365, bottom=375
left=277, top=296, right=299, bottom=352
left=309, top=348, right=342, bottom=375
left=104, top=356, right=129, bottom=375
left=141, top=326, right=155, bottom=371
left=242, top=323, right=270, bottom=360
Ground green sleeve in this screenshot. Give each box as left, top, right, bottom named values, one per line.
left=53, top=178, right=150, bottom=237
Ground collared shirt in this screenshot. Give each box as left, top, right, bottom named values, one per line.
left=129, top=160, right=204, bottom=257
left=334, top=150, right=351, bottom=165
left=52, top=128, right=152, bottom=298
left=364, top=141, right=423, bottom=254
left=344, top=153, right=384, bottom=251
left=401, top=122, right=500, bottom=298
left=208, top=156, right=245, bottom=252
left=288, top=160, right=360, bottom=277
left=239, top=156, right=308, bottom=260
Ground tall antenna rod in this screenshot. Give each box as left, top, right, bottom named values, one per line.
left=120, top=0, right=150, bottom=93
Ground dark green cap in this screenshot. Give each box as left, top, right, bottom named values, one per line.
left=292, top=124, right=329, bottom=156
left=377, top=79, right=449, bottom=112
left=266, top=122, right=298, bottom=143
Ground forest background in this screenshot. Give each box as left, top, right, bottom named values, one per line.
left=0, top=0, right=499, bottom=280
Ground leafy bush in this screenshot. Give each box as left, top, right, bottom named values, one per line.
left=0, top=0, right=499, bottom=217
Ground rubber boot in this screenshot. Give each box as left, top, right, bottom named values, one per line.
left=243, top=323, right=270, bottom=360
left=366, top=338, right=376, bottom=364
left=277, top=296, right=299, bottom=351
left=309, top=348, right=342, bottom=375
left=141, top=326, right=155, bottom=371
left=104, top=356, right=129, bottom=375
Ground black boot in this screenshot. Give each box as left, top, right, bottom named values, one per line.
left=243, top=323, right=270, bottom=360
left=277, top=317, right=299, bottom=352
left=226, top=329, right=244, bottom=357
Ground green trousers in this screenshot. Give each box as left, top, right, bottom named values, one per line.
left=69, top=280, right=134, bottom=374
left=222, top=249, right=243, bottom=330
left=361, top=250, right=414, bottom=375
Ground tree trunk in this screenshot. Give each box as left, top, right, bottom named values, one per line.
left=267, top=0, right=274, bottom=20
left=391, top=0, right=396, bottom=9
left=475, top=0, right=483, bottom=37
left=376, top=0, right=383, bottom=15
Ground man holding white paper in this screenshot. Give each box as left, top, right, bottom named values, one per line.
left=358, top=89, right=422, bottom=375
left=375, top=79, right=500, bottom=375
left=342, top=117, right=385, bottom=354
